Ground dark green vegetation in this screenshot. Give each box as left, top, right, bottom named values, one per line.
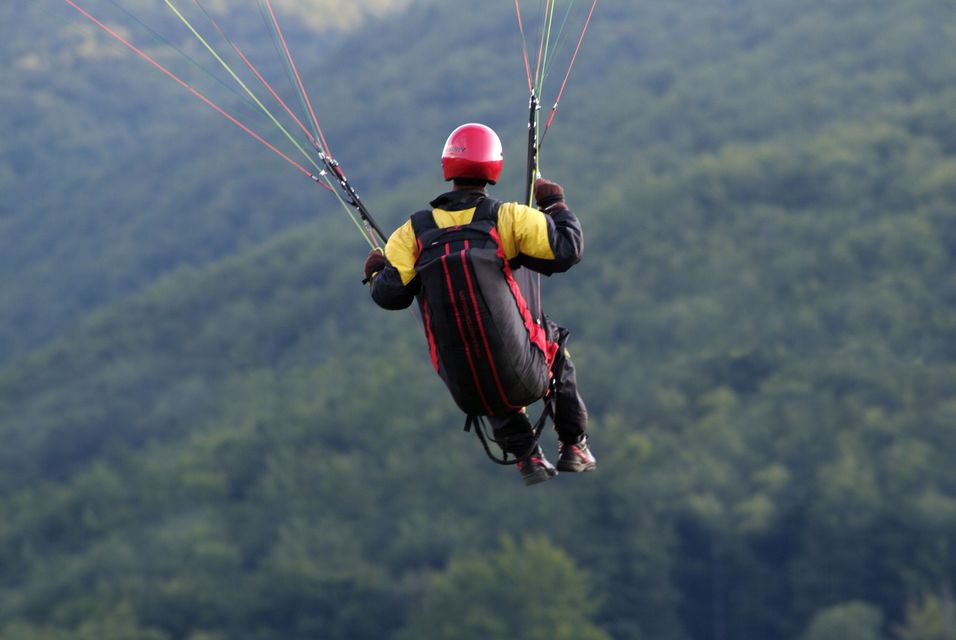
left=2, top=0, right=956, bottom=638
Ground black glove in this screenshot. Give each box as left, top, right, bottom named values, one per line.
left=534, top=177, right=567, bottom=212
left=363, top=249, right=386, bottom=284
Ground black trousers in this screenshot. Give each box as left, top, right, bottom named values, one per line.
left=488, top=322, right=588, bottom=456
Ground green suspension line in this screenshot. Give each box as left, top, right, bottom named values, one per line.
left=541, top=0, right=578, bottom=82
left=257, top=0, right=323, bottom=151
left=162, top=0, right=322, bottom=173
left=104, top=0, right=262, bottom=118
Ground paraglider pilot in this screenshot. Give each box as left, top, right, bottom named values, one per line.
left=364, top=123, right=595, bottom=486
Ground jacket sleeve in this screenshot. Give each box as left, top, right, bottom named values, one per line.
left=497, top=202, right=584, bottom=275
left=370, top=264, right=419, bottom=309
left=370, top=218, right=420, bottom=310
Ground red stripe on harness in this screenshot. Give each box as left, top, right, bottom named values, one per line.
left=459, top=249, right=522, bottom=411
left=414, top=236, right=440, bottom=372
left=489, top=228, right=559, bottom=373
left=421, top=298, right=440, bottom=372
left=441, top=253, right=493, bottom=415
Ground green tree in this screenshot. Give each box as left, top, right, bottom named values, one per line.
left=803, top=601, right=885, bottom=640
left=896, top=589, right=956, bottom=640
left=399, top=535, right=610, bottom=640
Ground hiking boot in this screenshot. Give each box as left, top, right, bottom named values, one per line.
left=517, top=446, right=558, bottom=486
left=557, top=435, right=597, bottom=472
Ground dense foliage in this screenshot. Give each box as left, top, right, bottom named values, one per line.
left=2, top=0, right=956, bottom=638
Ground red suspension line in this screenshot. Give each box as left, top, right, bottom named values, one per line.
left=192, top=0, right=320, bottom=150
left=261, top=0, right=331, bottom=156
left=514, top=0, right=534, bottom=93
left=544, top=0, right=598, bottom=135
left=533, top=0, right=554, bottom=91
left=59, top=0, right=333, bottom=191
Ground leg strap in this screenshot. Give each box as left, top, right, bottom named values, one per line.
left=464, top=381, right=558, bottom=466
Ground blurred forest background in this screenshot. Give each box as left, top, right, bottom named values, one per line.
left=2, top=0, right=956, bottom=638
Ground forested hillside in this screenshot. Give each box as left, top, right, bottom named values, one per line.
left=3, top=0, right=956, bottom=638
left=0, top=0, right=415, bottom=362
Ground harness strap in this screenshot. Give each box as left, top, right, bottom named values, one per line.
left=463, top=378, right=558, bottom=466
left=410, top=207, right=438, bottom=234
left=410, top=196, right=501, bottom=237
left=472, top=196, right=501, bottom=223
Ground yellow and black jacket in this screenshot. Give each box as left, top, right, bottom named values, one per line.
left=370, top=189, right=584, bottom=311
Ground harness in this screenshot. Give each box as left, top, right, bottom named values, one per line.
left=411, top=196, right=560, bottom=464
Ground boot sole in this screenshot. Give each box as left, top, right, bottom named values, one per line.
left=556, top=460, right=597, bottom=473
left=522, top=468, right=559, bottom=486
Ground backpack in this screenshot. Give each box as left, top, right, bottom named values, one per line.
left=412, top=196, right=559, bottom=417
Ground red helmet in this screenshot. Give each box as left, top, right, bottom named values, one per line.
left=441, top=123, right=504, bottom=184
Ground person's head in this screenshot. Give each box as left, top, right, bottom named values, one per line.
left=441, top=123, right=503, bottom=189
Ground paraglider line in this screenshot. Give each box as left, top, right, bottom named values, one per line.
left=191, top=0, right=321, bottom=151
left=513, top=0, right=534, bottom=93
left=103, top=0, right=260, bottom=117
left=58, top=0, right=332, bottom=191
left=533, top=0, right=554, bottom=94
left=543, top=0, right=598, bottom=138
left=261, top=0, right=331, bottom=155
left=161, top=0, right=322, bottom=173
